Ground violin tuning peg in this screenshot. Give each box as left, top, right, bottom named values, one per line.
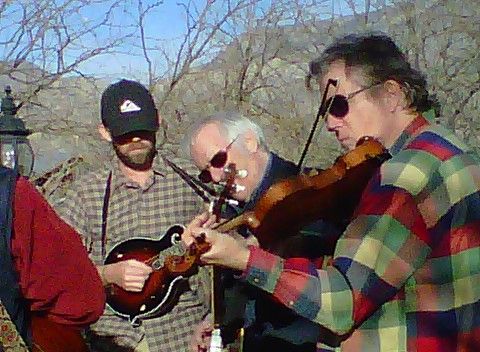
left=208, top=201, right=215, bottom=214
left=236, top=169, right=248, bottom=178
left=226, top=199, right=239, bottom=206
left=234, top=184, right=246, bottom=192
left=306, top=168, right=320, bottom=176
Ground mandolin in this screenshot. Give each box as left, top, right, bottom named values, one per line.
left=104, top=225, right=211, bottom=326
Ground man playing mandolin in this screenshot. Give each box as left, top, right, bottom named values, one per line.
left=55, top=79, right=211, bottom=352
left=184, top=33, right=480, bottom=351
left=184, top=112, right=341, bottom=352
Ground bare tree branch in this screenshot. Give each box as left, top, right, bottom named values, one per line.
left=0, top=0, right=134, bottom=111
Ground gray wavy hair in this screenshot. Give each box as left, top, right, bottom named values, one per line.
left=183, top=111, right=267, bottom=158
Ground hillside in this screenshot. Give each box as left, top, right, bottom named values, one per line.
left=0, top=1, right=478, bottom=202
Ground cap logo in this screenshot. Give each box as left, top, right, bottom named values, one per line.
left=120, top=100, right=141, bottom=114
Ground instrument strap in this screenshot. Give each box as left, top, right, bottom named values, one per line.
left=101, top=171, right=112, bottom=259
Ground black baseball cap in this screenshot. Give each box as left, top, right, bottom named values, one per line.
left=101, top=79, right=159, bottom=138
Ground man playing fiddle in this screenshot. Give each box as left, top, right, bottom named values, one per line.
left=184, top=33, right=480, bottom=351
left=184, top=112, right=340, bottom=351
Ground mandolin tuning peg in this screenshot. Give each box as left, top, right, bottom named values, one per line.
left=236, top=169, right=248, bottom=178
left=226, top=199, right=239, bottom=206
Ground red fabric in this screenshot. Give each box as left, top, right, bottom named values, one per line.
left=10, top=177, right=105, bottom=327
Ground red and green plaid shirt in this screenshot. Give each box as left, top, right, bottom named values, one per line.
left=241, top=115, right=480, bottom=351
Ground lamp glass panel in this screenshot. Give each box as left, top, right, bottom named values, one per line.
left=0, top=142, right=16, bottom=169
left=17, top=142, right=34, bottom=176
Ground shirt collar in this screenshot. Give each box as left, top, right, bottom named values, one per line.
left=111, top=153, right=166, bottom=191
left=246, top=152, right=274, bottom=208
left=389, top=114, right=430, bottom=156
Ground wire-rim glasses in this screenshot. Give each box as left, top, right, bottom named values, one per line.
left=198, top=136, right=239, bottom=183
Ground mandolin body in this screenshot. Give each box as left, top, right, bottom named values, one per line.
left=104, top=225, right=186, bottom=325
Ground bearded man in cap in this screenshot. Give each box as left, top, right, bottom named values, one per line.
left=55, top=79, right=210, bottom=352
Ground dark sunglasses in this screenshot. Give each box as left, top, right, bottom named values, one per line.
left=198, top=136, right=238, bottom=183
left=321, top=82, right=383, bottom=118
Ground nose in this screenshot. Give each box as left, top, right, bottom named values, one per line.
left=132, top=136, right=141, bottom=142
left=209, top=168, right=224, bottom=183
left=326, top=113, right=342, bottom=132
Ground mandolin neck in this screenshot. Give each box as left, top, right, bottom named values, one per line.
left=208, top=212, right=255, bottom=352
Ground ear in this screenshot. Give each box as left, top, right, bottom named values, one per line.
left=243, top=129, right=259, bottom=153
left=383, top=80, right=405, bottom=112
left=98, top=124, right=112, bottom=142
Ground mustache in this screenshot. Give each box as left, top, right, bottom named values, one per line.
left=125, top=142, right=151, bottom=152
left=113, top=143, right=156, bottom=171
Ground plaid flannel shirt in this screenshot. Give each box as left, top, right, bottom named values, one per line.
left=55, top=154, right=210, bottom=352
left=241, top=115, right=480, bottom=351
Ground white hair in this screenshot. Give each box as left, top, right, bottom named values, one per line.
left=183, top=111, right=267, bottom=157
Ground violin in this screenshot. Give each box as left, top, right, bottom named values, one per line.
left=214, top=136, right=391, bottom=249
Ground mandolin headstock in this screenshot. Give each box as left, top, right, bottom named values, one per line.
left=164, top=234, right=211, bottom=274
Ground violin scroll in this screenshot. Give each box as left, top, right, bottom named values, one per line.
left=335, top=136, right=389, bottom=170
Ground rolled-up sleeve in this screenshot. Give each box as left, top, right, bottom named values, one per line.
left=243, top=246, right=354, bottom=334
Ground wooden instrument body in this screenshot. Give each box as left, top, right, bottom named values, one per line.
left=104, top=225, right=186, bottom=325
left=257, top=153, right=388, bottom=247
left=218, top=138, right=391, bottom=250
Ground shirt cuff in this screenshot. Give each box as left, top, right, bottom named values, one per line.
left=241, top=245, right=283, bottom=292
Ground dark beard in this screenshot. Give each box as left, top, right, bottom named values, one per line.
left=113, top=143, right=157, bottom=171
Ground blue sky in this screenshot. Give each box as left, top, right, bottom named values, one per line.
left=76, top=0, right=366, bottom=80
left=77, top=0, right=291, bottom=79
left=78, top=1, right=194, bottom=79
left=1, top=0, right=369, bottom=81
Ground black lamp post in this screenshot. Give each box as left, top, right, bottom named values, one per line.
left=0, top=85, right=34, bottom=177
